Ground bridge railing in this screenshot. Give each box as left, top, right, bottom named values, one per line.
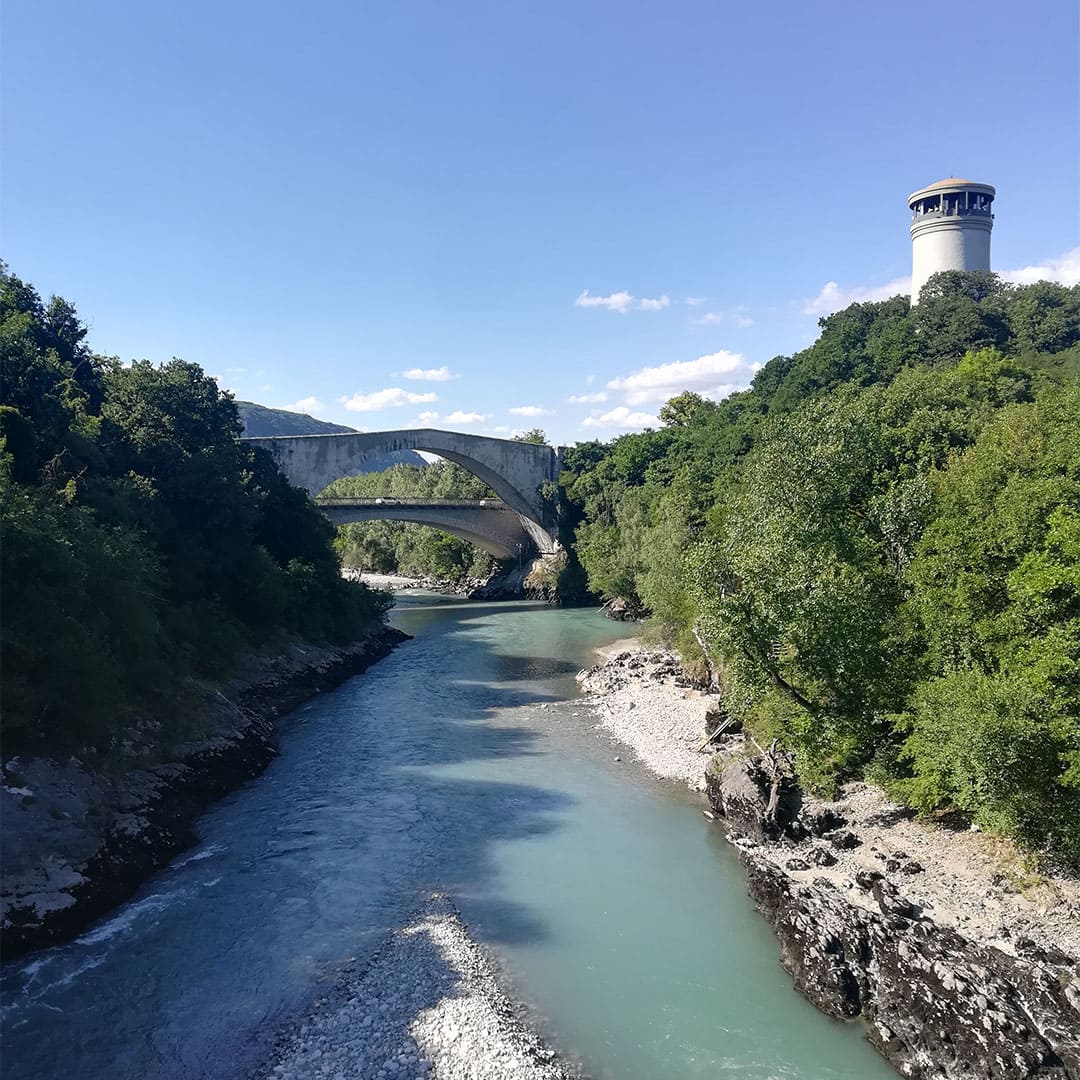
left=314, top=497, right=509, bottom=509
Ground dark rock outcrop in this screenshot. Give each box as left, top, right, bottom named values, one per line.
left=743, top=855, right=1079, bottom=1078
left=708, top=752, right=1080, bottom=1078
left=1, top=626, right=409, bottom=961
left=704, top=755, right=801, bottom=843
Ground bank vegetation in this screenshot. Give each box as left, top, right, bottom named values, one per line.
left=560, top=272, right=1080, bottom=868
left=0, top=264, right=390, bottom=763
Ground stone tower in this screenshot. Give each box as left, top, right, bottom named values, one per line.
left=908, top=178, right=995, bottom=302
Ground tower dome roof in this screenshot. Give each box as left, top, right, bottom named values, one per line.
left=908, top=177, right=995, bottom=204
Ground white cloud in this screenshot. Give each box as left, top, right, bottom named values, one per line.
left=403, top=408, right=489, bottom=428
left=685, top=296, right=707, bottom=306
left=582, top=406, right=659, bottom=430
left=444, top=410, right=490, bottom=424
left=401, top=365, right=459, bottom=382
left=338, top=388, right=438, bottom=412
left=568, top=391, right=608, bottom=404
left=574, top=289, right=671, bottom=314
left=261, top=383, right=273, bottom=391
left=575, top=289, right=634, bottom=313
left=509, top=405, right=553, bottom=416
left=801, top=247, right=1080, bottom=319
left=281, top=396, right=326, bottom=414
left=585, top=374, right=595, bottom=385
left=1001, top=247, right=1080, bottom=286
left=802, top=276, right=912, bottom=317
left=637, top=294, right=670, bottom=311
left=692, top=306, right=753, bottom=327
left=606, top=350, right=752, bottom=406
left=492, top=424, right=512, bottom=434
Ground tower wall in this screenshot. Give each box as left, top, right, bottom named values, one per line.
left=910, top=216, right=992, bottom=301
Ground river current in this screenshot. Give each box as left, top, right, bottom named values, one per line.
left=1, top=595, right=894, bottom=1079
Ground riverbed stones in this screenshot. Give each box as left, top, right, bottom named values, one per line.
left=577, top=646, right=718, bottom=791
left=807, top=845, right=838, bottom=867
left=257, top=895, right=578, bottom=1080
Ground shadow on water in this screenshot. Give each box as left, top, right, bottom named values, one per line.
left=1, top=604, right=588, bottom=1080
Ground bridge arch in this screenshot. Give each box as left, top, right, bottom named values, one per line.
left=318, top=500, right=534, bottom=559
left=243, top=428, right=560, bottom=553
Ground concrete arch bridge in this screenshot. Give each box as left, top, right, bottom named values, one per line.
left=242, top=429, right=561, bottom=555
left=316, top=498, right=534, bottom=559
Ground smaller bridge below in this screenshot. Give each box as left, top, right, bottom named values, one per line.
left=316, top=498, right=537, bottom=559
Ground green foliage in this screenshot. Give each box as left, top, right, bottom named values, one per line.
left=325, top=460, right=494, bottom=500
left=562, top=273, right=1080, bottom=864
left=513, top=428, right=548, bottom=444
left=896, top=387, right=1080, bottom=863
left=0, top=265, right=390, bottom=760
left=0, top=406, right=38, bottom=482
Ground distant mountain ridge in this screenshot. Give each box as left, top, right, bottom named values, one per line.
left=236, top=401, right=357, bottom=437
left=237, top=401, right=428, bottom=471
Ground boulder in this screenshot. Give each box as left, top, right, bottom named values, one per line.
left=705, top=755, right=801, bottom=843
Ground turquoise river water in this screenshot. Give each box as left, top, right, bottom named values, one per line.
left=1, top=595, right=895, bottom=1079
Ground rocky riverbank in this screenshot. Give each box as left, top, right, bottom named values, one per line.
left=345, top=556, right=560, bottom=604
left=577, top=642, right=721, bottom=791
left=0, top=624, right=409, bottom=961
left=578, top=645, right=1080, bottom=1079
left=256, top=894, right=580, bottom=1080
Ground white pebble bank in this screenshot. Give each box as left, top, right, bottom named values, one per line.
left=577, top=647, right=721, bottom=792
left=258, top=895, right=578, bottom=1080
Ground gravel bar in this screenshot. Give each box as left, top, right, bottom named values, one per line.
left=577, top=645, right=723, bottom=792
left=257, top=895, right=580, bottom=1080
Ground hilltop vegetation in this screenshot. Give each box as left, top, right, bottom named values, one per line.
left=236, top=400, right=357, bottom=437
left=561, top=272, right=1080, bottom=866
left=0, top=265, right=390, bottom=760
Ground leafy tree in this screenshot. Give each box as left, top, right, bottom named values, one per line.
left=513, top=428, right=548, bottom=444
left=1005, top=281, right=1080, bottom=357
left=912, top=270, right=1009, bottom=362
left=0, top=268, right=390, bottom=758
left=658, top=391, right=714, bottom=428
left=898, top=385, right=1080, bottom=862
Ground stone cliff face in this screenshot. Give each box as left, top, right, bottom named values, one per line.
left=708, top=757, right=1080, bottom=1079
left=744, top=859, right=1078, bottom=1078
left=708, top=760, right=1080, bottom=1080
left=1, top=627, right=409, bottom=961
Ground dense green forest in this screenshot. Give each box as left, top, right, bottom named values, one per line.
left=561, top=272, right=1080, bottom=867
left=0, top=265, right=389, bottom=760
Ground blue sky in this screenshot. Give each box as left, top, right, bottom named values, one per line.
left=4, top=0, right=1078, bottom=444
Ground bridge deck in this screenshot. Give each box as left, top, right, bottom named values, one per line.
left=315, top=498, right=507, bottom=509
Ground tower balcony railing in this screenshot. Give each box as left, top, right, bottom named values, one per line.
left=911, top=205, right=994, bottom=223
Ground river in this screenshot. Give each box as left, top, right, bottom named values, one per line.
left=1, top=595, right=895, bottom=1079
